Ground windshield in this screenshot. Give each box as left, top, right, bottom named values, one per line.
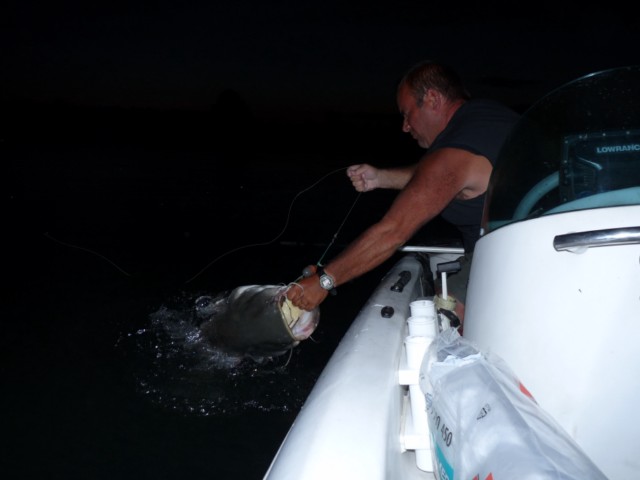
left=483, top=66, right=640, bottom=234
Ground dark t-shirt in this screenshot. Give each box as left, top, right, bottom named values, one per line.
left=429, top=99, right=520, bottom=251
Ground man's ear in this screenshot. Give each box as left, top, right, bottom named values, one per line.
left=423, top=89, right=441, bottom=110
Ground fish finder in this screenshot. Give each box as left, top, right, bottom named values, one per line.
left=560, top=129, right=640, bottom=203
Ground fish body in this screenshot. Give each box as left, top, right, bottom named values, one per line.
left=195, top=285, right=319, bottom=358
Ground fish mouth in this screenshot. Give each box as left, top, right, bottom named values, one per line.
left=277, top=291, right=320, bottom=341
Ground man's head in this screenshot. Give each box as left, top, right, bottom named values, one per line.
left=397, top=61, right=470, bottom=148
left=399, top=61, right=470, bottom=105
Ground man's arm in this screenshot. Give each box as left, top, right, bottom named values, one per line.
left=288, top=148, right=489, bottom=310
left=347, top=164, right=417, bottom=192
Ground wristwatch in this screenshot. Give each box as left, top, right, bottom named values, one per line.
left=317, top=267, right=337, bottom=295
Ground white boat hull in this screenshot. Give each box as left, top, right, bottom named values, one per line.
left=264, top=254, right=444, bottom=480
left=465, top=205, right=640, bottom=480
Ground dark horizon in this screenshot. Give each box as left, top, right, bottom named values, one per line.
left=2, top=76, right=540, bottom=158
left=5, top=1, right=639, bottom=124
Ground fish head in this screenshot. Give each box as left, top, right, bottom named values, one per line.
left=196, top=285, right=320, bottom=360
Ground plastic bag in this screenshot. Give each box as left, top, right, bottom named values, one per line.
left=419, top=329, right=607, bottom=480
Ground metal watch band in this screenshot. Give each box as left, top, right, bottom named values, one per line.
left=317, top=267, right=337, bottom=295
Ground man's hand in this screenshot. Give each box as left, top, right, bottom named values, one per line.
left=347, top=164, right=380, bottom=192
left=287, top=267, right=329, bottom=311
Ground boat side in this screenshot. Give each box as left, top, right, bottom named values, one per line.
left=465, top=205, right=640, bottom=479
left=264, top=254, right=437, bottom=480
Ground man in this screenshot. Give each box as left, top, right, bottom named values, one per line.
left=286, top=61, right=519, bottom=320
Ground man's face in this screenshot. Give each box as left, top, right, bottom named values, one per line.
left=397, top=83, right=435, bottom=148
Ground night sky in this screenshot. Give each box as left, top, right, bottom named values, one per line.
left=5, top=1, right=640, bottom=267
left=5, top=1, right=640, bottom=264
left=4, top=1, right=640, bottom=118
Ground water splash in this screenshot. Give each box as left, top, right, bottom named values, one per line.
left=119, top=291, right=318, bottom=416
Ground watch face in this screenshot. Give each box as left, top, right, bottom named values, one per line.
left=320, top=275, right=334, bottom=290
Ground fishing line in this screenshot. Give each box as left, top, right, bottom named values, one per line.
left=314, top=189, right=361, bottom=269
left=44, top=232, right=132, bottom=277
left=185, top=166, right=361, bottom=284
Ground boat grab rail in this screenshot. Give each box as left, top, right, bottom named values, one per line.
left=553, top=226, right=640, bottom=252
left=400, top=245, right=465, bottom=254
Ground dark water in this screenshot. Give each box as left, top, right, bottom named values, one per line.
left=5, top=240, right=355, bottom=480
left=3, top=104, right=461, bottom=478
left=5, top=128, right=438, bottom=479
